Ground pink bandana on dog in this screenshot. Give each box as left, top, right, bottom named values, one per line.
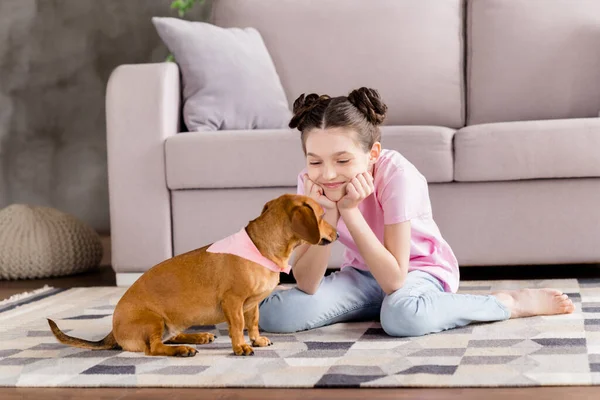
left=206, top=228, right=292, bottom=274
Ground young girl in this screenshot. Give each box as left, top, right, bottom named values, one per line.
left=258, top=87, right=575, bottom=336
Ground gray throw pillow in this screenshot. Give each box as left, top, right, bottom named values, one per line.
left=152, top=17, right=291, bottom=131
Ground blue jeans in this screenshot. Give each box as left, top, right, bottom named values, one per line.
left=258, top=268, right=510, bottom=336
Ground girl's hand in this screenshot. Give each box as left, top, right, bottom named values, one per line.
left=338, top=172, right=374, bottom=211
left=303, top=174, right=338, bottom=211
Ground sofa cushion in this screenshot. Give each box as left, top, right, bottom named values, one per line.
left=165, top=126, right=455, bottom=189
left=467, top=0, right=600, bottom=125
left=171, top=187, right=346, bottom=270
left=212, top=0, right=465, bottom=128
left=152, top=17, right=291, bottom=131
left=454, top=119, right=600, bottom=182
left=379, top=127, right=455, bottom=183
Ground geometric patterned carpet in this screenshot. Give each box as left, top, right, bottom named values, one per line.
left=0, top=279, right=599, bottom=388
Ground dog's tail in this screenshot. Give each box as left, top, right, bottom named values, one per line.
left=47, top=318, right=121, bottom=350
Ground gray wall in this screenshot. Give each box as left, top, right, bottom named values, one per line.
left=0, top=0, right=211, bottom=234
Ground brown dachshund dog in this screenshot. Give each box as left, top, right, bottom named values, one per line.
left=48, top=194, right=338, bottom=357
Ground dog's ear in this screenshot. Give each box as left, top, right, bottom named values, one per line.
left=291, top=203, right=321, bottom=245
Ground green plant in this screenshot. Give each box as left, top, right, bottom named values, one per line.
left=166, top=0, right=206, bottom=62
left=170, top=0, right=205, bottom=18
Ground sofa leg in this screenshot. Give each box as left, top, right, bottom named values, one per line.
left=116, top=273, right=143, bottom=287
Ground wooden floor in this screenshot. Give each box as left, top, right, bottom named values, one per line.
left=1, top=263, right=599, bottom=400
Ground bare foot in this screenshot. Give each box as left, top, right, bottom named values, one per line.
left=492, top=288, right=575, bottom=319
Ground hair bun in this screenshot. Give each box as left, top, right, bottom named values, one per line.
left=289, top=93, right=330, bottom=130
left=347, top=87, right=387, bottom=126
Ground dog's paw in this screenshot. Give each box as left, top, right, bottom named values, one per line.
left=174, top=346, right=198, bottom=357
left=197, top=333, right=216, bottom=344
left=251, top=336, right=272, bottom=347
left=233, top=343, right=255, bottom=356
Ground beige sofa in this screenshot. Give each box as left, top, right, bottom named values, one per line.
left=106, top=0, right=600, bottom=286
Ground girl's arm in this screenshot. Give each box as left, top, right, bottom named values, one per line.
left=339, top=208, right=409, bottom=294
left=291, top=209, right=340, bottom=295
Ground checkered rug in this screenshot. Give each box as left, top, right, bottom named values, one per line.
left=1, top=279, right=599, bottom=388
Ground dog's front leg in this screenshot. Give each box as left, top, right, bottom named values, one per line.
left=222, top=296, right=254, bottom=356
left=244, top=303, right=272, bottom=347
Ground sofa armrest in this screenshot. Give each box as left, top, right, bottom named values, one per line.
left=106, top=62, right=180, bottom=274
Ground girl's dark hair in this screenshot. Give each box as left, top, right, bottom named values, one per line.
left=289, top=87, right=388, bottom=154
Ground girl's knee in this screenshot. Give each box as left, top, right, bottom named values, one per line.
left=258, top=290, right=306, bottom=333
left=380, top=294, right=436, bottom=337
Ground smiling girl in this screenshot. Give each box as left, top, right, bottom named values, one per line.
left=258, top=87, right=574, bottom=336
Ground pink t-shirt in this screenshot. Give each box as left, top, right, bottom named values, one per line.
left=207, top=228, right=292, bottom=274
left=297, top=149, right=459, bottom=293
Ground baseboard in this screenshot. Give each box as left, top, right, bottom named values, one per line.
left=116, top=273, right=143, bottom=287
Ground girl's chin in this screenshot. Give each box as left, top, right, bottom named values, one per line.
left=323, top=188, right=345, bottom=201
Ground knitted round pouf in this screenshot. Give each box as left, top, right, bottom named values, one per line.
left=0, top=204, right=103, bottom=280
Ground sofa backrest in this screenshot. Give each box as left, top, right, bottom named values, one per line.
left=467, top=0, right=600, bottom=125
left=212, top=0, right=465, bottom=128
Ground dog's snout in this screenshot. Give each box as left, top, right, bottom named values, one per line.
left=318, top=231, right=339, bottom=246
